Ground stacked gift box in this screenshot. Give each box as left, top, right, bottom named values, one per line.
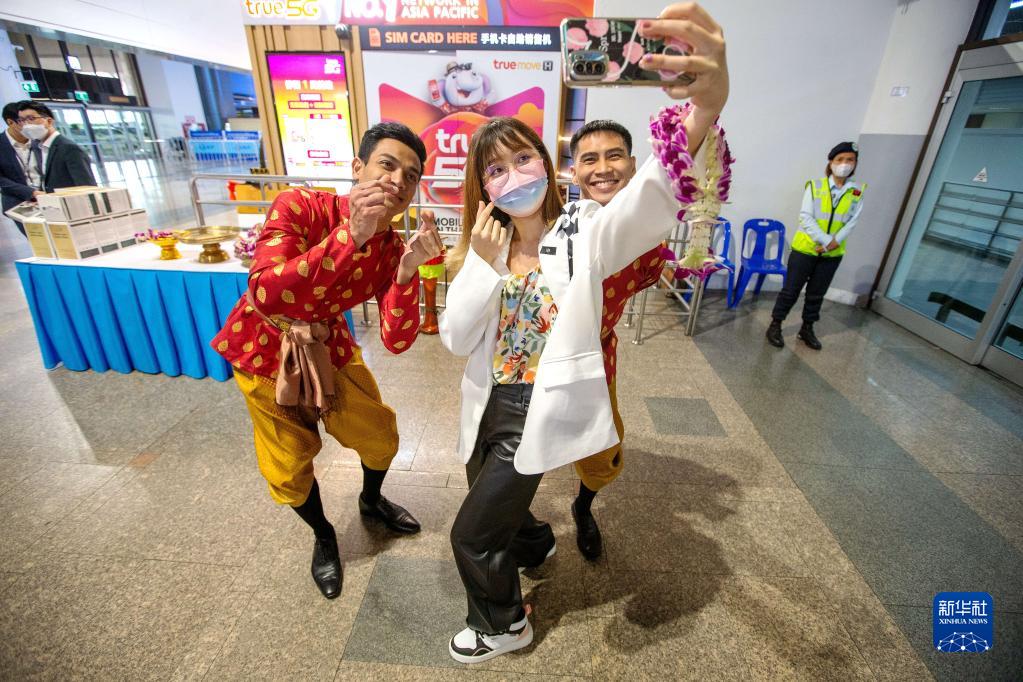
left=6, top=186, right=149, bottom=259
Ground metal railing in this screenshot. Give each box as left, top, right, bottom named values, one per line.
left=79, top=138, right=195, bottom=184
left=925, top=182, right=1023, bottom=261
left=623, top=220, right=712, bottom=343
left=189, top=171, right=572, bottom=237
left=187, top=171, right=712, bottom=335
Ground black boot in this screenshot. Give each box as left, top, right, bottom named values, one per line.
left=766, top=319, right=785, bottom=348
left=798, top=323, right=822, bottom=350
left=311, top=533, right=343, bottom=599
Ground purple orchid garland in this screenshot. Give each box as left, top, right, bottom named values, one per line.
left=650, top=103, right=735, bottom=283
left=649, top=102, right=699, bottom=220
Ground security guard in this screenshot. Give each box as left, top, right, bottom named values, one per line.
left=767, top=141, right=865, bottom=349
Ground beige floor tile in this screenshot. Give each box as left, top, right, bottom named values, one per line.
left=60, top=561, right=249, bottom=680
left=335, top=659, right=569, bottom=680
left=0, top=553, right=141, bottom=677
left=815, top=573, right=934, bottom=681
left=720, top=575, right=875, bottom=681
left=0, top=461, right=122, bottom=562
left=206, top=551, right=376, bottom=680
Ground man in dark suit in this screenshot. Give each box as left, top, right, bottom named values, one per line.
left=2, top=101, right=97, bottom=236
left=17, top=101, right=96, bottom=194
left=1, top=101, right=41, bottom=233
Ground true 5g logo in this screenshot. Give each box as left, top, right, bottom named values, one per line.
left=243, top=0, right=321, bottom=20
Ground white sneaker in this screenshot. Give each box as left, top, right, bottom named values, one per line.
left=448, top=613, right=534, bottom=664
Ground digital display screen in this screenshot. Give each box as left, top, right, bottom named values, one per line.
left=266, top=53, right=356, bottom=177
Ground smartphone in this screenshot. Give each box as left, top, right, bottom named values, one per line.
left=491, top=205, right=512, bottom=228
left=561, top=18, right=695, bottom=88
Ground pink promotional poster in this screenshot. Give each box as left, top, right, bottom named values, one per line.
left=361, top=28, right=562, bottom=231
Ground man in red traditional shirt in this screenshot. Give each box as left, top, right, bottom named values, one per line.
left=212, top=122, right=443, bottom=599
left=566, top=120, right=666, bottom=561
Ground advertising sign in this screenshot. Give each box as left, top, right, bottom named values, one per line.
left=240, top=0, right=593, bottom=26
left=241, top=0, right=340, bottom=25
left=340, top=0, right=593, bottom=26
left=363, top=41, right=561, bottom=232
left=359, top=25, right=558, bottom=51
left=266, top=52, right=356, bottom=178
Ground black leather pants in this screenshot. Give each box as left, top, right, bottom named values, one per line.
left=450, top=383, right=554, bottom=634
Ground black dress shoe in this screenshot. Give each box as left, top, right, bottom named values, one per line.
left=798, top=323, right=822, bottom=350
left=358, top=494, right=421, bottom=534
left=766, top=320, right=785, bottom=348
left=311, top=534, right=343, bottom=599
left=572, top=500, right=603, bottom=561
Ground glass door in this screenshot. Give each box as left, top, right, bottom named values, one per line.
left=49, top=104, right=105, bottom=182
left=982, top=273, right=1023, bottom=385
left=874, top=41, right=1023, bottom=383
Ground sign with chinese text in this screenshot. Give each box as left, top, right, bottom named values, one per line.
left=267, top=53, right=356, bottom=177
left=241, top=0, right=592, bottom=26
left=359, top=25, right=558, bottom=51
left=933, top=592, right=993, bottom=653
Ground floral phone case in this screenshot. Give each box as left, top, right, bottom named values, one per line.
left=560, top=18, right=695, bottom=88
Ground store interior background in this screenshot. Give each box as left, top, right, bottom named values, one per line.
left=0, top=0, right=1007, bottom=306
left=0, top=1, right=256, bottom=233
left=1, top=0, right=1019, bottom=310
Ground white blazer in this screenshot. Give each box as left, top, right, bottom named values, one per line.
left=439, top=151, right=706, bottom=475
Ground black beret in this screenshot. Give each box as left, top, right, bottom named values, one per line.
left=828, top=141, right=858, bottom=160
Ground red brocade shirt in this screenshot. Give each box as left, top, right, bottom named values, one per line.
left=599, top=247, right=665, bottom=383
left=211, top=189, right=420, bottom=378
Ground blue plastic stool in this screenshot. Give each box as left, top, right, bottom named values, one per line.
left=708, top=217, right=735, bottom=305
left=730, top=218, right=788, bottom=308
left=678, top=217, right=734, bottom=305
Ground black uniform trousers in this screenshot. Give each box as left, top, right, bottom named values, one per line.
left=450, top=383, right=555, bottom=635
left=771, top=250, right=843, bottom=324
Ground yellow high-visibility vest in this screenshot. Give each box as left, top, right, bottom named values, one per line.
left=791, top=177, right=865, bottom=257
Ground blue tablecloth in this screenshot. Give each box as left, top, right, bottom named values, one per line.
left=16, top=258, right=355, bottom=382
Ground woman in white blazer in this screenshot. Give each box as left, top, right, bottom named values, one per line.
left=439, top=2, right=730, bottom=664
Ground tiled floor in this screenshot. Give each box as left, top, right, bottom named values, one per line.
left=1, top=216, right=1022, bottom=679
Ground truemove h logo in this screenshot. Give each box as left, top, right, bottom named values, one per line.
left=341, top=0, right=399, bottom=23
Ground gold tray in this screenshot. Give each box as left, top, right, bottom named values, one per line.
left=175, top=226, right=241, bottom=264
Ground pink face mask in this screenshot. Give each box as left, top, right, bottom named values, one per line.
left=484, top=158, right=549, bottom=217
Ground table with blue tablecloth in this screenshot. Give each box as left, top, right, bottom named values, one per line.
left=16, top=244, right=354, bottom=382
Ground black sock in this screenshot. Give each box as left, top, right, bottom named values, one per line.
left=575, top=482, right=598, bottom=517
left=361, top=462, right=386, bottom=504
left=293, top=479, right=334, bottom=540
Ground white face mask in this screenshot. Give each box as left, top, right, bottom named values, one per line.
left=21, top=123, right=48, bottom=141
left=832, top=162, right=854, bottom=178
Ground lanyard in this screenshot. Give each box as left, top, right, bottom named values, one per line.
left=557, top=204, right=580, bottom=280
left=13, top=143, right=43, bottom=189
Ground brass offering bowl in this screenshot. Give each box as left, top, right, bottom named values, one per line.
left=175, top=226, right=241, bottom=264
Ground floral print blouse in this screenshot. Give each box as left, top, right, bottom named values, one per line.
left=492, top=267, right=558, bottom=384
